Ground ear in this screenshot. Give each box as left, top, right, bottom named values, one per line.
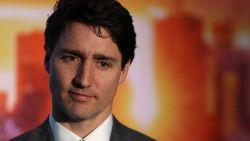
left=44, top=60, right=50, bottom=73
left=119, top=62, right=130, bottom=84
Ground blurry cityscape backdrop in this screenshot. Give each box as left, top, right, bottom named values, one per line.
left=0, top=0, right=250, bottom=140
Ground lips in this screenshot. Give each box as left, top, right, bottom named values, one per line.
left=68, top=90, right=94, bottom=102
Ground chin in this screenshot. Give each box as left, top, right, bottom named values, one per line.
left=64, top=108, right=98, bottom=122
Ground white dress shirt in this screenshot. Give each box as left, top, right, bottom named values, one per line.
left=49, top=114, right=113, bottom=141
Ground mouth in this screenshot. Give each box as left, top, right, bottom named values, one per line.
left=68, top=90, right=94, bottom=102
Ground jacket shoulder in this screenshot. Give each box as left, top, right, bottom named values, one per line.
left=111, top=116, right=156, bottom=141
left=9, top=120, right=53, bottom=141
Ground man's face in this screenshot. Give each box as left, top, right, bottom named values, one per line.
left=47, top=22, right=129, bottom=121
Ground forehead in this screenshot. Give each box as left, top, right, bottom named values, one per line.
left=55, top=22, right=121, bottom=58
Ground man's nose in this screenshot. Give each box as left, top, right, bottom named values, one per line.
left=73, top=61, right=94, bottom=88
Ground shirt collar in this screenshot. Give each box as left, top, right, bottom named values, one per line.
left=49, top=114, right=113, bottom=141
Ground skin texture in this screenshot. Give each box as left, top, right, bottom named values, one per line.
left=46, top=22, right=130, bottom=137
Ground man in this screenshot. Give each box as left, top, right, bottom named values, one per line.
left=10, top=0, right=155, bottom=140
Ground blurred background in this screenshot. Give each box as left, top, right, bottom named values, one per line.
left=0, top=0, right=250, bottom=140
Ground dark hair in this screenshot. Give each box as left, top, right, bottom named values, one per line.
left=44, top=0, right=136, bottom=69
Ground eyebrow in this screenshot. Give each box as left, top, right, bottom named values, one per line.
left=58, top=48, right=82, bottom=57
left=58, top=48, right=118, bottom=62
left=93, top=54, right=118, bottom=62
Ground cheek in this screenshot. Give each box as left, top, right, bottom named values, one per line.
left=95, top=72, right=121, bottom=98
left=49, top=63, right=75, bottom=93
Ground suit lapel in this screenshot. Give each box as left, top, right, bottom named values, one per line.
left=26, top=119, right=54, bottom=141
left=110, top=117, right=121, bottom=141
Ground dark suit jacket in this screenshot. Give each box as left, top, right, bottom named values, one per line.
left=9, top=116, right=155, bottom=141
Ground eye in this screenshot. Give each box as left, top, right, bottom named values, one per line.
left=97, top=61, right=111, bottom=70
left=61, top=55, right=80, bottom=63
